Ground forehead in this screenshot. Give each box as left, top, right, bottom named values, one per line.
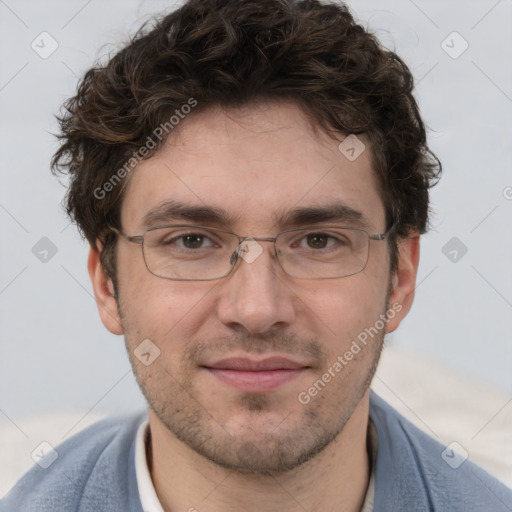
left=120, top=102, right=385, bottom=233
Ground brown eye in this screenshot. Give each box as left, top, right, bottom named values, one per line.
left=306, top=233, right=329, bottom=249
left=159, top=231, right=216, bottom=250
left=182, top=234, right=205, bottom=249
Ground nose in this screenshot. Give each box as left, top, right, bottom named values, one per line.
left=216, top=239, right=296, bottom=335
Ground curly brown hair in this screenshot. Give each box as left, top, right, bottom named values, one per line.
left=52, top=0, right=441, bottom=286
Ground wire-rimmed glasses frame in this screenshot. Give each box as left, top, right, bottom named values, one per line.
left=109, top=222, right=396, bottom=281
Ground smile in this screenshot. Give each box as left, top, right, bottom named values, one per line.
left=202, top=356, right=310, bottom=392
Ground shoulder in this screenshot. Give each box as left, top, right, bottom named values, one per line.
left=370, top=392, right=512, bottom=511
left=0, top=411, right=148, bottom=512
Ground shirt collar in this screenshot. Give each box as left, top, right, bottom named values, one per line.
left=135, top=420, right=165, bottom=512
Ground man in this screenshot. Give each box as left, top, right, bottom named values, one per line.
left=1, top=0, right=510, bottom=510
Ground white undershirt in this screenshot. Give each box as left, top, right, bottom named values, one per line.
left=135, top=420, right=376, bottom=512
left=135, top=420, right=165, bottom=512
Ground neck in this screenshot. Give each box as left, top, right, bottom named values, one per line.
left=147, top=391, right=371, bottom=512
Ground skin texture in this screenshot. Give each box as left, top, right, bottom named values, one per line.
left=89, top=101, right=419, bottom=511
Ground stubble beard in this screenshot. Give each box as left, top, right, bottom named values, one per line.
left=118, top=282, right=391, bottom=476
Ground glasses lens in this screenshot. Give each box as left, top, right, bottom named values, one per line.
left=142, top=226, right=237, bottom=280
left=276, top=227, right=370, bottom=279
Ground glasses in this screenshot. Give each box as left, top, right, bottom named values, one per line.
left=110, top=223, right=395, bottom=281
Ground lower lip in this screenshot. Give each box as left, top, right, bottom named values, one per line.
left=204, top=368, right=305, bottom=392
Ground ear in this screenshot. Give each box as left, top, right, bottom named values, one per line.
left=385, top=234, right=420, bottom=333
left=88, top=243, right=124, bottom=335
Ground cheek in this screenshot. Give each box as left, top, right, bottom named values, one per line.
left=118, top=272, right=216, bottom=351
left=299, top=275, right=388, bottom=355
left=308, top=274, right=386, bottom=317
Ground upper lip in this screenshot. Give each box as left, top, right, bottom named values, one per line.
left=203, top=357, right=308, bottom=371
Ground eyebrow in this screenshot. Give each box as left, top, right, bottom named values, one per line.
left=274, top=203, right=369, bottom=229
left=141, top=200, right=242, bottom=229
left=141, top=199, right=370, bottom=231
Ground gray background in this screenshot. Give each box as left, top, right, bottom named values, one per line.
left=0, top=0, right=511, bottom=431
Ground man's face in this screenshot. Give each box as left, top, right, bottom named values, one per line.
left=96, top=101, right=409, bottom=475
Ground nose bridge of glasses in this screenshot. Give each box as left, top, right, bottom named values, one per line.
left=230, top=235, right=278, bottom=266
left=241, top=236, right=276, bottom=243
